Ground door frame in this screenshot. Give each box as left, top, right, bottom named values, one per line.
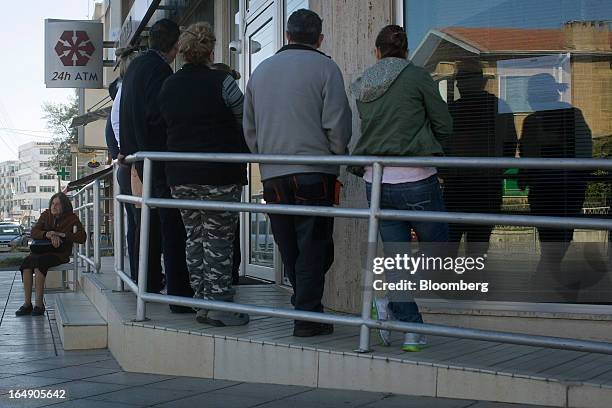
left=240, top=0, right=283, bottom=282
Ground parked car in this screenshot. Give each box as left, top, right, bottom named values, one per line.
left=0, top=224, right=28, bottom=252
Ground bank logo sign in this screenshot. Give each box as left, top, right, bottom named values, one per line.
left=54, top=30, right=96, bottom=67
left=45, top=20, right=103, bottom=88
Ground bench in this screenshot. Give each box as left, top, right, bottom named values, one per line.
left=45, top=261, right=76, bottom=290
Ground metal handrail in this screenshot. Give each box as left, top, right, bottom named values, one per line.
left=70, top=178, right=104, bottom=276
left=127, top=152, right=612, bottom=170
left=112, top=152, right=612, bottom=354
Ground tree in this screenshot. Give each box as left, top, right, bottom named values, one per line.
left=41, top=92, right=78, bottom=173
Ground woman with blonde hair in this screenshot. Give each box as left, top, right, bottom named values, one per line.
left=158, top=22, right=249, bottom=326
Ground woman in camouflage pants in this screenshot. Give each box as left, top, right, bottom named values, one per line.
left=158, top=22, right=249, bottom=326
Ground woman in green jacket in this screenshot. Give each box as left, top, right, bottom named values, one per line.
left=351, top=25, right=452, bottom=352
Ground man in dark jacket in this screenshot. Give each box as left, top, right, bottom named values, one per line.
left=119, top=19, right=193, bottom=312
left=106, top=78, right=138, bottom=284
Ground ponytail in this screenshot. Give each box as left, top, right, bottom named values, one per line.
left=375, top=25, right=408, bottom=59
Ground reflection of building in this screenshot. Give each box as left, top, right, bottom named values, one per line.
left=412, top=21, right=612, bottom=141
left=0, top=161, right=18, bottom=220
left=16, top=142, right=68, bottom=226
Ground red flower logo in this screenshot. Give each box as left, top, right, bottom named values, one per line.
left=54, top=30, right=95, bottom=67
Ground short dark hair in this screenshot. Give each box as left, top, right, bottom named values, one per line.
left=375, top=25, right=408, bottom=59
left=286, top=9, right=322, bottom=45
left=49, top=192, right=73, bottom=215
left=148, top=19, right=180, bottom=52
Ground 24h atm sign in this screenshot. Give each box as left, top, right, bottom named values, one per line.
left=45, top=20, right=103, bottom=88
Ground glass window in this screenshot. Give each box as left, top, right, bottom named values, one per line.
left=230, top=0, right=240, bottom=72
left=0, top=226, right=19, bottom=234
left=285, top=0, right=308, bottom=22
left=403, top=0, right=612, bottom=304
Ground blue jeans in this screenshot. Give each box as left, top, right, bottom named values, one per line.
left=366, top=175, right=449, bottom=323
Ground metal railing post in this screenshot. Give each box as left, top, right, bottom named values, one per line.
left=113, top=163, right=125, bottom=291
left=76, top=193, right=83, bottom=268
left=84, top=188, right=91, bottom=273
left=93, top=179, right=101, bottom=273
left=136, top=159, right=153, bottom=321
left=357, top=162, right=383, bottom=353
left=76, top=193, right=80, bottom=268
left=72, top=224, right=78, bottom=290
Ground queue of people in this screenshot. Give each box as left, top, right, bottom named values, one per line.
left=94, top=9, right=591, bottom=352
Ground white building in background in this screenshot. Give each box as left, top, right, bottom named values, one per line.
left=16, top=142, right=69, bottom=226
left=0, top=161, right=18, bottom=220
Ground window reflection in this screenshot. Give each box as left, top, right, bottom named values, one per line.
left=404, top=0, right=612, bottom=303
left=443, top=60, right=518, bottom=257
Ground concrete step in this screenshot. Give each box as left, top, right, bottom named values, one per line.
left=54, top=292, right=107, bottom=350
left=78, top=264, right=612, bottom=408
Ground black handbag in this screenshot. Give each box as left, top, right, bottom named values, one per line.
left=29, top=239, right=56, bottom=254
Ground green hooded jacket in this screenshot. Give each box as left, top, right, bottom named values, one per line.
left=350, top=58, right=452, bottom=160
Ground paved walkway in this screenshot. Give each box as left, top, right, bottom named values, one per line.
left=0, top=270, right=554, bottom=408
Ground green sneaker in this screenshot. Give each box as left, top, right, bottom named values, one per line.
left=371, top=298, right=391, bottom=346
left=401, top=333, right=427, bottom=352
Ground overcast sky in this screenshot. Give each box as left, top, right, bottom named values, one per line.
left=0, top=1, right=91, bottom=162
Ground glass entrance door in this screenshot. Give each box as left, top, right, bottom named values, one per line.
left=243, top=2, right=279, bottom=281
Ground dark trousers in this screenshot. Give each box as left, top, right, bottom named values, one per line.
left=530, top=182, right=586, bottom=263
left=132, top=163, right=192, bottom=297
left=263, top=173, right=335, bottom=320
left=155, top=186, right=193, bottom=298
left=444, top=179, right=503, bottom=257
left=117, top=164, right=138, bottom=280
left=137, top=199, right=192, bottom=296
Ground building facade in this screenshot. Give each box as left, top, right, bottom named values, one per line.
left=0, top=161, right=18, bottom=221
left=16, top=142, right=67, bottom=226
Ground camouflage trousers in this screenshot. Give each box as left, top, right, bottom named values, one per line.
left=171, top=184, right=241, bottom=301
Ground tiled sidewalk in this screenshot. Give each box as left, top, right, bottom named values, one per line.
left=0, top=271, right=554, bottom=408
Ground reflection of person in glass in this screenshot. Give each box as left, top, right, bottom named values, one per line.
left=518, top=73, right=592, bottom=282
left=444, top=60, right=518, bottom=257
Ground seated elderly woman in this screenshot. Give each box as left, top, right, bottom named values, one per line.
left=15, top=193, right=86, bottom=316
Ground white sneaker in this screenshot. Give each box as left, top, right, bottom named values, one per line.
left=402, top=332, right=427, bottom=352
left=371, top=298, right=392, bottom=346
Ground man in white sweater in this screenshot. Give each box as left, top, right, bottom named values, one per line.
left=243, top=9, right=352, bottom=337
